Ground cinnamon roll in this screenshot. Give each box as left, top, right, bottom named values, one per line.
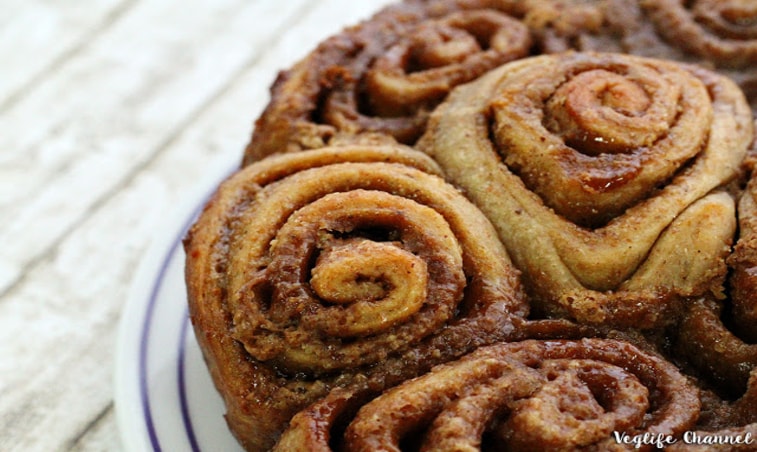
left=513, top=0, right=623, bottom=54
left=274, top=339, right=701, bottom=451
left=673, top=176, right=757, bottom=396
left=637, top=0, right=757, bottom=69
left=242, top=0, right=532, bottom=164
left=626, top=0, right=757, bottom=112
left=418, top=51, right=754, bottom=328
left=520, top=0, right=757, bottom=111
left=183, top=144, right=528, bottom=450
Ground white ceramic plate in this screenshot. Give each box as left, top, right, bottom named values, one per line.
left=114, top=166, right=244, bottom=452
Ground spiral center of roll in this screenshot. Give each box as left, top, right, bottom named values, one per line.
left=411, top=26, right=480, bottom=70
left=598, top=78, right=650, bottom=113
left=545, top=69, right=675, bottom=155
left=310, top=239, right=428, bottom=336
left=363, top=10, right=531, bottom=120
left=693, top=0, right=757, bottom=38
left=408, top=11, right=521, bottom=72
left=244, top=187, right=468, bottom=372
left=503, top=359, right=651, bottom=448
left=702, top=0, right=757, bottom=24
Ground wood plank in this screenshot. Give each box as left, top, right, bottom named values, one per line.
left=0, top=0, right=132, bottom=110
left=0, top=0, right=312, bottom=295
left=68, top=406, right=120, bottom=452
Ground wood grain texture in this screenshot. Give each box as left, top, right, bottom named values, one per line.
left=0, top=1, right=392, bottom=450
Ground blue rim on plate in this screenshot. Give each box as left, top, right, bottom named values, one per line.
left=115, top=165, right=242, bottom=452
left=138, top=208, right=199, bottom=452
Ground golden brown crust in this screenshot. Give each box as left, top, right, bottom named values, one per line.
left=672, top=177, right=757, bottom=398
left=183, top=2, right=757, bottom=450
left=674, top=298, right=757, bottom=396
left=242, top=0, right=532, bottom=164
left=729, top=176, right=757, bottom=342
left=275, top=339, right=700, bottom=451
left=418, top=51, right=754, bottom=328
left=184, top=144, right=528, bottom=450
left=519, top=0, right=757, bottom=112
left=633, top=0, right=757, bottom=112
left=638, top=0, right=757, bottom=69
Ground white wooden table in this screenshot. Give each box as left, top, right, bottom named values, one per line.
left=0, top=1, right=393, bottom=450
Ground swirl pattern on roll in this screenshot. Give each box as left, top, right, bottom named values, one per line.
left=184, top=144, right=528, bottom=450
left=274, top=339, right=700, bottom=451
left=630, top=0, right=757, bottom=111
left=418, top=51, right=754, bottom=327
left=518, top=0, right=757, bottom=111
left=638, top=0, right=757, bottom=69
left=242, top=0, right=532, bottom=164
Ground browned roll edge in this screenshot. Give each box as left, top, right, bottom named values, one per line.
left=184, top=144, right=528, bottom=450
